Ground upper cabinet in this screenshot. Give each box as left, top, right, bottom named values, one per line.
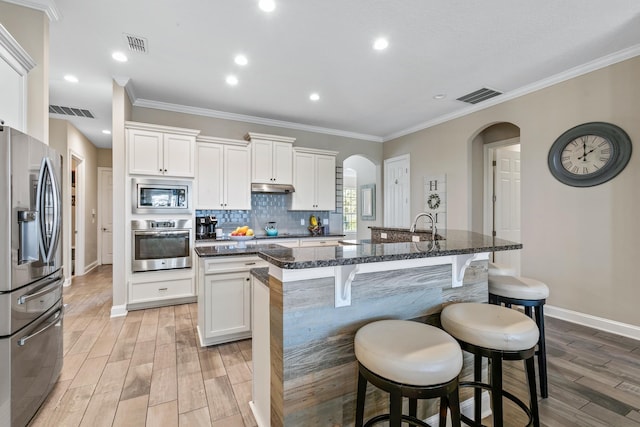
left=196, top=136, right=251, bottom=210
left=290, top=147, right=337, bottom=211
left=245, top=133, right=296, bottom=184
left=126, top=122, right=200, bottom=178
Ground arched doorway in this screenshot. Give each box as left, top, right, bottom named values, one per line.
left=471, top=122, right=522, bottom=274
left=342, top=155, right=381, bottom=240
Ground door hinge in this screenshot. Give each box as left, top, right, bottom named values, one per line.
left=492, top=160, right=497, bottom=166
left=492, top=231, right=496, bottom=237
left=493, top=195, right=497, bottom=203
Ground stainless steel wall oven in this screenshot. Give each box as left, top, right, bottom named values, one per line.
left=131, top=219, right=192, bottom=272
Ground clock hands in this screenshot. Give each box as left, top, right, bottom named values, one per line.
left=578, top=147, right=597, bottom=161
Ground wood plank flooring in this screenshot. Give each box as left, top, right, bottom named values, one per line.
left=29, top=265, right=640, bottom=426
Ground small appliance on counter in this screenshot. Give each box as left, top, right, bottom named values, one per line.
left=195, top=215, right=218, bottom=240
left=208, top=215, right=218, bottom=238
left=265, top=221, right=278, bottom=236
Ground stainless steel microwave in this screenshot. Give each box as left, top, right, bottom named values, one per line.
left=132, top=178, right=192, bottom=214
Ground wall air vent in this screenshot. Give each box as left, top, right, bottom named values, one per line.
left=124, top=33, right=148, bottom=54
left=49, top=105, right=95, bottom=118
left=456, top=87, right=502, bottom=104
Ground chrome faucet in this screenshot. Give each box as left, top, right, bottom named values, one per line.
left=409, top=212, right=437, bottom=237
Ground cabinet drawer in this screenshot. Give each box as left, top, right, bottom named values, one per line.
left=203, top=256, right=268, bottom=274
left=130, top=278, right=194, bottom=303
left=299, top=238, right=340, bottom=247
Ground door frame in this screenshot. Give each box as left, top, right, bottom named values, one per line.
left=97, top=167, right=113, bottom=265
left=483, top=137, right=520, bottom=253
left=69, top=150, right=85, bottom=277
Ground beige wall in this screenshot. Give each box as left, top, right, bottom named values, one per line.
left=97, top=148, right=113, bottom=167
left=384, top=56, right=640, bottom=327
left=50, top=118, right=99, bottom=283
left=0, top=1, right=49, bottom=142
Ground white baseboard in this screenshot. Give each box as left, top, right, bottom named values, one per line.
left=110, top=304, right=128, bottom=318
left=249, top=401, right=269, bottom=427
left=425, top=392, right=491, bottom=426
left=63, top=277, right=72, bottom=287
left=83, top=260, right=99, bottom=274
left=545, top=305, right=640, bottom=341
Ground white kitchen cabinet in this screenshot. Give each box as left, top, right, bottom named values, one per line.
left=196, top=136, right=251, bottom=210
left=197, top=255, right=268, bottom=346
left=127, top=122, right=199, bottom=177
left=245, top=132, right=295, bottom=185
left=128, top=272, right=196, bottom=309
left=299, top=236, right=341, bottom=247
left=290, top=147, right=338, bottom=211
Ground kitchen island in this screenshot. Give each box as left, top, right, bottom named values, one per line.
left=249, top=230, right=522, bottom=427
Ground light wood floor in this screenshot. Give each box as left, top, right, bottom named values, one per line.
left=29, top=265, right=640, bottom=427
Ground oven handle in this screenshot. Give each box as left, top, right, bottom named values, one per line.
left=133, top=230, right=191, bottom=236
left=17, top=306, right=64, bottom=346
left=17, top=277, right=62, bottom=304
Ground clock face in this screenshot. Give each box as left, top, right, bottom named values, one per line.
left=560, top=135, right=613, bottom=176
left=548, top=122, right=632, bottom=187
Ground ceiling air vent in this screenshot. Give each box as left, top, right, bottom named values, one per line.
left=124, top=33, right=148, bottom=54
left=49, top=105, right=95, bottom=118
left=456, top=87, right=502, bottom=104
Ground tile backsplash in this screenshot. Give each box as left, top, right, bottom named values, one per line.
left=196, top=193, right=344, bottom=237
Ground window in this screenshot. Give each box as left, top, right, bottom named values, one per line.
left=343, top=187, right=357, bottom=233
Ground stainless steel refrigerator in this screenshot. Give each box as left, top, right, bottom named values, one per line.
left=0, top=125, right=64, bottom=427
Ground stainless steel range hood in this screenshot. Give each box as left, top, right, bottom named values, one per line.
left=251, top=183, right=295, bottom=193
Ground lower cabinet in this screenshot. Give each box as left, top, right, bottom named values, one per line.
left=197, top=255, right=268, bottom=346
left=128, top=273, right=196, bottom=309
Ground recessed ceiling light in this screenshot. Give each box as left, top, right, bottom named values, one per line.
left=64, top=74, right=79, bottom=83
left=234, top=54, right=248, bottom=66
left=112, top=51, right=128, bottom=62
left=373, top=37, right=389, bottom=51
left=433, top=94, right=447, bottom=100
left=226, top=75, right=239, bottom=86
left=102, top=129, right=111, bottom=135
left=259, top=0, right=276, bottom=12
left=309, top=93, right=320, bottom=101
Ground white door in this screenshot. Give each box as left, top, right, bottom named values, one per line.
left=494, top=147, right=521, bottom=273
left=99, top=168, right=113, bottom=265
left=384, top=154, right=410, bottom=227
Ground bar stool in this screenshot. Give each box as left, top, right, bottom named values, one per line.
left=488, top=262, right=516, bottom=277
left=354, top=319, right=463, bottom=427
left=441, top=303, right=540, bottom=427
left=488, top=273, right=550, bottom=398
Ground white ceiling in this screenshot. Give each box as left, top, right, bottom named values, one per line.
left=31, top=1, right=640, bottom=147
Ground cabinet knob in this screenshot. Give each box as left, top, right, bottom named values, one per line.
left=159, top=168, right=163, bottom=172
left=164, top=169, right=168, bottom=173
left=246, top=278, right=250, bottom=281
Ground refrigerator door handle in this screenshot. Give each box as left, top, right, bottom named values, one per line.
left=17, top=209, right=39, bottom=265
left=35, top=157, right=61, bottom=263
left=17, top=306, right=63, bottom=346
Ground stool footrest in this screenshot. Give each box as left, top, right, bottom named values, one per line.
left=459, top=381, right=534, bottom=427
left=363, top=413, right=431, bottom=427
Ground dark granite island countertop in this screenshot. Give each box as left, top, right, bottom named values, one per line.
left=250, top=230, right=522, bottom=427
left=257, top=229, right=521, bottom=269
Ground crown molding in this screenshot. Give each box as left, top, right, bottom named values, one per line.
left=383, top=44, right=640, bottom=142
left=0, top=23, right=36, bottom=74
left=133, top=98, right=384, bottom=143
left=2, top=0, right=61, bottom=21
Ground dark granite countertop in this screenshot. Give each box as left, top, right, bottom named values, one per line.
left=195, top=233, right=345, bottom=243
left=250, top=267, right=270, bottom=286
left=194, top=243, right=285, bottom=257
left=257, top=230, right=521, bottom=269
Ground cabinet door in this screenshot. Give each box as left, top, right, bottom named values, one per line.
left=196, top=142, right=224, bottom=209
left=204, top=271, right=251, bottom=339
left=128, top=129, right=163, bottom=176
left=224, top=145, right=251, bottom=210
left=272, top=141, right=293, bottom=184
left=251, top=139, right=274, bottom=183
left=315, top=154, right=336, bottom=210
left=290, top=151, right=316, bottom=210
left=163, top=133, right=195, bottom=177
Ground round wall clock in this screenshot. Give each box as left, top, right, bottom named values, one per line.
left=548, top=122, right=632, bottom=187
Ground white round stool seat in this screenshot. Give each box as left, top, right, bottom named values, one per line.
left=441, top=303, right=539, bottom=352
left=488, top=262, right=516, bottom=277
left=489, top=275, right=550, bottom=300
left=354, top=320, right=462, bottom=386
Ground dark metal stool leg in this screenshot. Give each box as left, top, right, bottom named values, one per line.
left=355, top=371, right=367, bottom=427
left=535, top=305, right=548, bottom=398
left=525, top=356, right=540, bottom=427
left=409, top=398, right=418, bottom=427
left=447, top=390, right=462, bottom=427
left=438, top=396, right=448, bottom=427
left=389, top=390, right=403, bottom=427
left=490, top=352, right=504, bottom=427
left=474, top=353, right=482, bottom=423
